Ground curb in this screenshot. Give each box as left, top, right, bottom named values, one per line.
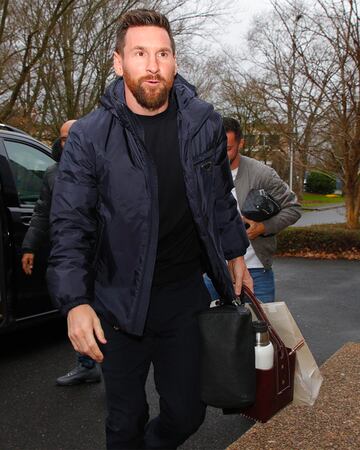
left=301, top=204, right=345, bottom=212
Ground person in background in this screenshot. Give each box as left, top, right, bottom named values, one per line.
left=47, top=9, right=252, bottom=450
left=205, top=117, right=301, bottom=302
left=22, top=119, right=101, bottom=386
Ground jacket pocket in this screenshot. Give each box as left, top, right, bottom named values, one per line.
left=194, top=154, right=215, bottom=215
left=193, top=148, right=215, bottom=166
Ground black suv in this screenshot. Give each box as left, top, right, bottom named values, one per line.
left=0, top=124, right=58, bottom=332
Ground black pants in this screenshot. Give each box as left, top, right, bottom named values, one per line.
left=100, top=271, right=210, bottom=449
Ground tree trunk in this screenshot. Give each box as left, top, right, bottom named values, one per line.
left=345, top=191, right=360, bottom=229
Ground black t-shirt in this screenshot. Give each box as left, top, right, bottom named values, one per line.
left=133, top=98, right=202, bottom=285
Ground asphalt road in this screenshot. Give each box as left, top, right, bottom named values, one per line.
left=1, top=258, right=359, bottom=450
left=294, top=205, right=346, bottom=227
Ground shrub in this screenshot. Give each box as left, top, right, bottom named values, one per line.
left=277, top=224, right=360, bottom=255
left=305, top=171, right=336, bottom=195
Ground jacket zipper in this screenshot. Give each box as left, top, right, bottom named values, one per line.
left=120, top=107, right=159, bottom=332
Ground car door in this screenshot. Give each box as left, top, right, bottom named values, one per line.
left=0, top=186, right=8, bottom=326
left=0, top=136, right=56, bottom=320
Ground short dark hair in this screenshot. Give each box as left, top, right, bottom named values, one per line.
left=115, top=9, right=176, bottom=55
left=222, top=117, right=243, bottom=141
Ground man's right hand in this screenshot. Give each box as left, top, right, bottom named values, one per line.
left=67, top=304, right=107, bottom=363
left=22, top=253, right=34, bottom=275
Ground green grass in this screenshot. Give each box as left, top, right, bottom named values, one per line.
left=301, top=193, right=344, bottom=208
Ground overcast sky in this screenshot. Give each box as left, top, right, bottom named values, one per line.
left=213, top=0, right=273, bottom=49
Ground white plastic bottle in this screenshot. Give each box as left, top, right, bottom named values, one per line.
left=253, top=321, right=274, bottom=370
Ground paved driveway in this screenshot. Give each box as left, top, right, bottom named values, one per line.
left=1, top=258, right=359, bottom=450
left=294, top=205, right=346, bottom=226
left=273, top=257, right=360, bottom=365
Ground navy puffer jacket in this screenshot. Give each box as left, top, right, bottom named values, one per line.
left=47, top=75, right=248, bottom=336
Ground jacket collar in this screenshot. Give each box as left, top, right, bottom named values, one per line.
left=100, top=74, right=213, bottom=137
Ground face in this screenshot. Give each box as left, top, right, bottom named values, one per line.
left=226, top=131, right=241, bottom=167
left=113, top=26, right=177, bottom=115
left=60, top=120, right=76, bottom=148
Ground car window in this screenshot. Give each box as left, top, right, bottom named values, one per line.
left=4, top=140, right=54, bottom=205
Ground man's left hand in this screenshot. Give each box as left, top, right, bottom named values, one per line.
left=242, top=217, right=266, bottom=240
left=228, top=256, right=253, bottom=296
left=22, top=253, right=34, bottom=275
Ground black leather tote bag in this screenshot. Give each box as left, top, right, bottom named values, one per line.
left=242, top=189, right=280, bottom=222
left=198, top=297, right=256, bottom=409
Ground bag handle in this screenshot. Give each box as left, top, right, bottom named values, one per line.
left=240, top=286, right=292, bottom=396
left=240, top=286, right=285, bottom=354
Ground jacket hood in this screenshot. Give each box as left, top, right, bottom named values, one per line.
left=99, top=77, right=125, bottom=116
left=99, top=74, right=213, bottom=136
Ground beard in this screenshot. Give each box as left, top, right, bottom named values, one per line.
left=228, top=153, right=238, bottom=165
left=123, top=69, right=174, bottom=111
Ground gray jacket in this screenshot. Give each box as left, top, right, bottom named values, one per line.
left=234, top=156, right=301, bottom=269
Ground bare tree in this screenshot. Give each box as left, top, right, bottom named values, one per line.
left=247, top=1, right=334, bottom=195
left=300, top=0, right=360, bottom=228
left=0, top=0, right=225, bottom=139
left=208, top=1, right=330, bottom=198
left=0, top=0, right=76, bottom=123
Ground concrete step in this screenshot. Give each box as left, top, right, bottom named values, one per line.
left=228, top=342, right=360, bottom=450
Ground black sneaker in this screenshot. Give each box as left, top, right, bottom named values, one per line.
left=56, top=363, right=101, bottom=386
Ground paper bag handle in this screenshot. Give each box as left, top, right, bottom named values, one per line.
left=240, top=286, right=292, bottom=396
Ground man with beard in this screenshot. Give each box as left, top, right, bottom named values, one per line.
left=205, top=117, right=301, bottom=303
left=47, top=9, right=252, bottom=450
left=224, top=117, right=301, bottom=301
